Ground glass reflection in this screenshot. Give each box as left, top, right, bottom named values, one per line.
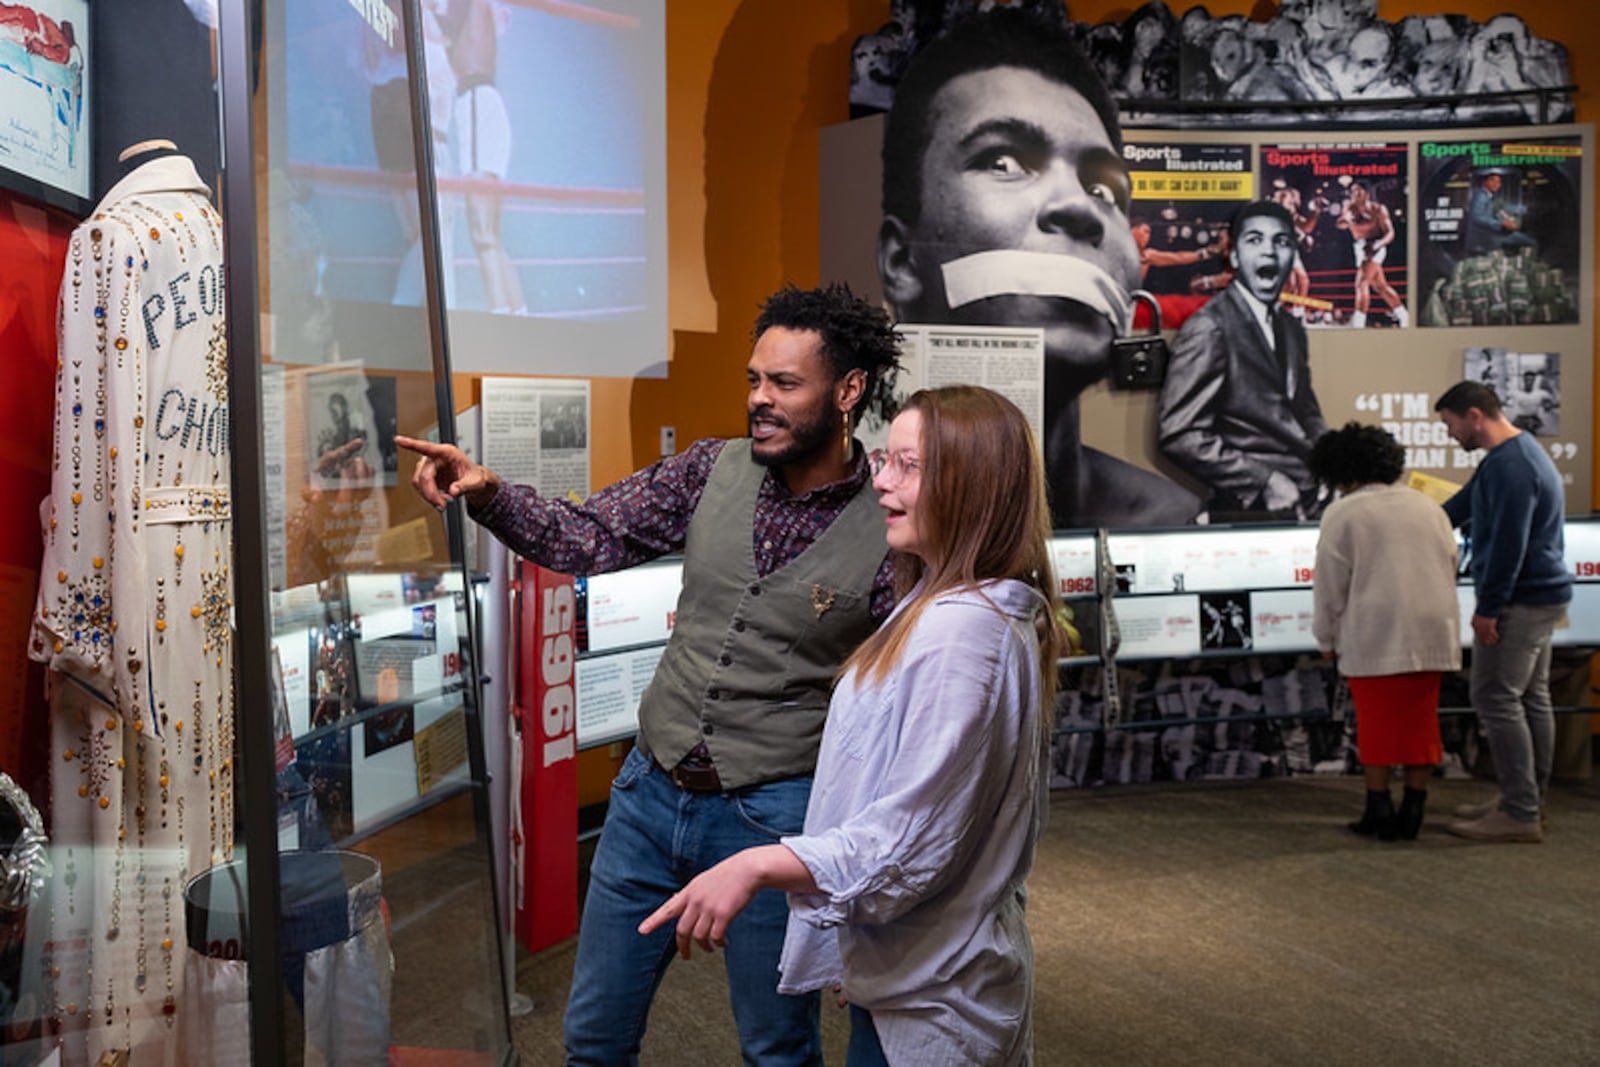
left=252, top=0, right=508, bottom=1060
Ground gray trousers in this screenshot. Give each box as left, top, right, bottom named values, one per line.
left=1470, top=602, right=1567, bottom=822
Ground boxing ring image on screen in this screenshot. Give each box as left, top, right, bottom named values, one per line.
left=272, top=0, right=667, bottom=378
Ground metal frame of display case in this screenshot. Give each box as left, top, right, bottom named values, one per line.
left=216, top=1, right=283, bottom=1056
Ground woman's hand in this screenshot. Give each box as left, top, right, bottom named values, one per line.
left=639, top=850, right=767, bottom=959
left=638, top=844, right=815, bottom=960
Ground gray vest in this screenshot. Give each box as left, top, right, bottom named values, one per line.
left=639, top=440, right=887, bottom=789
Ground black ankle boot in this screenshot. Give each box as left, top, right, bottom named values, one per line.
left=1348, top=790, right=1396, bottom=840
left=1395, top=787, right=1427, bottom=840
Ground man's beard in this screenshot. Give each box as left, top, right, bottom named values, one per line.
left=749, top=403, right=840, bottom=468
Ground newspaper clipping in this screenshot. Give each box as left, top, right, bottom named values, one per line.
left=860, top=324, right=1044, bottom=453
left=481, top=377, right=592, bottom=500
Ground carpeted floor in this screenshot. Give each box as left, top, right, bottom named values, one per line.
left=512, top=774, right=1600, bottom=1065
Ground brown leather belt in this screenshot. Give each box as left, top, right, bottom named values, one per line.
left=638, top=739, right=725, bottom=794
left=666, top=758, right=723, bottom=794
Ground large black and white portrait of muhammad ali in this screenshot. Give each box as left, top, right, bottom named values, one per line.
left=1158, top=200, right=1328, bottom=521
left=877, top=7, right=1200, bottom=530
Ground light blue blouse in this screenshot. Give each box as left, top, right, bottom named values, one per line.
left=778, top=578, right=1049, bottom=1066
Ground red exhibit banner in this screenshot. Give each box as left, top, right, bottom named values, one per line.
left=512, top=561, right=579, bottom=952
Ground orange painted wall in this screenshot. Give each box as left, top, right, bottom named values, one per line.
left=589, top=1, right=1597, bottom=499
left=619, top=1, right=882, bottom=478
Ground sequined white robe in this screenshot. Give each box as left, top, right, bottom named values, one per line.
left=30, top=154, right=234, bottom=1066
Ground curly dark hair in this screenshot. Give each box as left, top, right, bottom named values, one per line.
left=753, top=282, right=903, bottom=421
left=1308, top=421, right=1406, bottom=490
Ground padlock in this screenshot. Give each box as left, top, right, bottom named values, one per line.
left=1108, top=290, right=1170, bottom=390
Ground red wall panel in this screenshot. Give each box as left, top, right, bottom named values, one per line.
left=0, top=194, right=74, bottom=789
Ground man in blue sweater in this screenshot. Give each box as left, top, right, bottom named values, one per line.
left=1436, top=380, right=1571, bottom=842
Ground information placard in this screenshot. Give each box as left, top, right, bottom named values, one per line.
left=1109, top=527, right=1318, bottom=594
left=575, top=646, right=666, bottom=747
left=1051, top=536, right=1097, bottom=597
left=581, top=561, right=682, bottom=653
left=1114, top=595, right=1201, bottom=659
left=414, top=704, right=470, bottom=795
left=1249, top=589, right=1317, bottom=653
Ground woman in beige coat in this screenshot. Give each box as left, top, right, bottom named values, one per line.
left=1311, top=423, right=1462, bottom=839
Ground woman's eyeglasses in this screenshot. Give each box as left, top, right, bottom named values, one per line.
left=868, top=449, right=921, bottom=485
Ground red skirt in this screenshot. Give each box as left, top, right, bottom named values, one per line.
left=1347, top=672, right=1443, bottom=766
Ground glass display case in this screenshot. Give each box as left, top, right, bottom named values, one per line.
left=218, top=0, right=510, bottom=1062
left=0, top=1, right=508, bottom=1062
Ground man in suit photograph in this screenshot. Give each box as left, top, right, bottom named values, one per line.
left=1464, top=167, right=1534, bottom=256
left=877, top=6, right=1200, bottom=529
left=1158, top=199, right=1328, bottom=520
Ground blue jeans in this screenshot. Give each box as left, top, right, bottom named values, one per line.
left=1471, top=602, right=1566, bottom=822
left=563, top=747, right=822, bottom=1065
left=847, top=1005, right=890, bottom=1067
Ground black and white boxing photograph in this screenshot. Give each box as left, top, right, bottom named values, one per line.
left=1158, top=199, right=1329, bottom=521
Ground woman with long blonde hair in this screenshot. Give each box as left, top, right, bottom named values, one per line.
left=643, top=385, right=1063, bottom=1065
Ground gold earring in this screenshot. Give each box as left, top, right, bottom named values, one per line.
left=842, top=410, right=852, bottom=460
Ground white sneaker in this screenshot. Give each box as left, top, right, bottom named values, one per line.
left=1453, top=797, right=1498, bottom=819
left=1446, top=809, right=1542, bottom=843
left=1453, top=797, right=1547, bottom=826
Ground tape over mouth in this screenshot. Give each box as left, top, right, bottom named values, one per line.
left=940, top=250, right=1133, bottom=336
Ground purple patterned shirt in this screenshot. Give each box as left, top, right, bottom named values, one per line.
left=473, top=438, right=897, bottom=622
